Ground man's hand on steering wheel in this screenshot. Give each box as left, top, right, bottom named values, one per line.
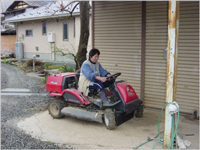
left=100, top=77, right=107, bottom=82
left=95, top=76, right=107, bottom=82
left=106, top=74, right=111, bottom=77
left=106, top=73, right=121, bottom=82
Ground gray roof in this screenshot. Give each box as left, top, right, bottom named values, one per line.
left=24, top=1, right=50, bottom=7
left=3, top=1, right=80, bottom=23
left=1, top=1, right=51, bottom=13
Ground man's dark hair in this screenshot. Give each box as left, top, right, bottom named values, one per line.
left=89, top=48, right=100, bottom=58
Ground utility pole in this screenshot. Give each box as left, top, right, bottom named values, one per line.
left=164, top=1, right=179, bottom=148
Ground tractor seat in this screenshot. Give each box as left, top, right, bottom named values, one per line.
left=74, top=74, right=80, bottom=89
left=75, top=74, right=80, bottom=82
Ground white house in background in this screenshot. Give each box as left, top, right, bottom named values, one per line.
left=3, top=1, right=92, bottom=63
left=1, top=1, right=49, bottom=55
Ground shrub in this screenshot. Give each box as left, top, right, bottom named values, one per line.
left=44, top=63, right=49, bottom=69
left=8, top=60, right=12, bottom=64
left=36, top=60, right=44, bottom=66
left=3, top=58, right=7, bottom=63
left=26, top=59, right=44, bottom=67
left=48, top=65, right=61, bottom=70
left=67, top=66, right=75, bottom=72
left=61, top=65, right=68, bottom=72
left=60, top=65, right=75, bottom=72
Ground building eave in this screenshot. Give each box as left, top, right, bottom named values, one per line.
left=3, top=11, right=92, bottom=23
left=2, top=12, right=81, bottom=23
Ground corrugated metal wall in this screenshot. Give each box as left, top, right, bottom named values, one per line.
left=93, top=1, right=142, bottom=96
left=177, top=1, right=199, bottom=113
left=144, top=2, right=168, bottom=108
left=93, top=1, right=199, bottom=114
left=144, top=1, right=199, bottom=113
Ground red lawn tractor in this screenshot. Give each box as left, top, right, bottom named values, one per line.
left=46, top=72, right=143, bottom=130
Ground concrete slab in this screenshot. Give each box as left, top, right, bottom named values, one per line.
left=1, top=88, right=30, bottom=93
left=1, top=93, right=47, bottom=96
left=1, top=88, right=48, bottom=96
left=17, top=109, right=199, bottom=149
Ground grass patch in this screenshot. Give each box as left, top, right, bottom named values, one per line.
left=48, top=65, right=62, bottom=70
left=44, top=62, right=49, bottom=69
left=45, top=64, right=75, bottom=72
left=3, top=58, right=7, bottom=63
left=46, top=141, right=52, bottom=143
left=17, top=59, right=75, bottom=74
left=41, top=78, right=46, bottom=83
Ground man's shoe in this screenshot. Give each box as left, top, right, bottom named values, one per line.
left=99, top=91, right=111, bottom=104
left=93, top=101, right=103, bottom=108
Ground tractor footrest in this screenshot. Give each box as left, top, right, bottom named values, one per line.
left=102, top=100, right=121, bottom=107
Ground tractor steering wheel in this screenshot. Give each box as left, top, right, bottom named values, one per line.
left=106, top=73, right=121, bottom=82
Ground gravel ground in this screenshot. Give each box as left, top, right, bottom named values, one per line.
left=1, top=63, right=72, bottom=149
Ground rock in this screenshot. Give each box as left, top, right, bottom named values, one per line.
left=184, top=140, right=191, bottom=147
left=176, top=135, right=186, bottom=150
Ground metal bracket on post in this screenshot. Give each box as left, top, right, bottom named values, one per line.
left=164, top=47, right=168, bottom=59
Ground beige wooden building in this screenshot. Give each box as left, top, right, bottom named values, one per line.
left=92, top=1, right=199, bottom=115
left=15, top=15, right=92, bottom=62
left=3, top=1, right=92, bottom=62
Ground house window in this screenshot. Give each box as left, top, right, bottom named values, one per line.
left=26, top=30, right=33, bottom=36
left=63, top=22, right=68, bottom=40
left=42, top=21, right=47, bottom=35
left=73, top=17, right=76, bottom=38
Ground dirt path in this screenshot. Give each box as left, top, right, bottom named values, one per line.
left=1, top=63, right=71, bottom=149
left=1, top=63, right=28, bottom=89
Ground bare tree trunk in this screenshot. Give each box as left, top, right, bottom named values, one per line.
left=75, top=1, right=90, bottom=70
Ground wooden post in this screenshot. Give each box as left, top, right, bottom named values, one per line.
left=164, top=1, right=179, bottom=148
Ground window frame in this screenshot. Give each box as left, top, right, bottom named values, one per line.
left=25, top=29, right=33, bottom=37
left=63, top=22, right=68, bottom=41
left=73, top=17, right=76, bottom=38
left=42, top=21, right=47, bottom=35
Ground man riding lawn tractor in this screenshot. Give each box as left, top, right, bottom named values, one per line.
left=46, top=48, right=143, bottom=130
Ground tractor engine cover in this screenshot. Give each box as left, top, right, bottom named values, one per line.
left=46, top=72, right=79, bottom=93
left=116, top=82, right=138, bottom=103
left=62, top=89, right=90, bottom=105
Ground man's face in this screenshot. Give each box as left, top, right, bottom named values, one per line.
left=90, top=53, right=99, bottom=63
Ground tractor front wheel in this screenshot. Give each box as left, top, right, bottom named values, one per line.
left=135, top=103, right=144, bottom=118
left=48, top=99, right=65, bottom=119
left=103, top=108, right=116, bottom=130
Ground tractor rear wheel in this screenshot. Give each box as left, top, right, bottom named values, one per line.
left=48, top=99, right=65, bottom=119
left=103, top=108, right=116, bottom=130
left=135, top=103, right=144, bottom=118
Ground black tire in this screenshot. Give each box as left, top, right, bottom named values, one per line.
left=48, top=99, right=65, bottom=119
left=135, top=103, right=144, bottom=118
left=103, top=108, right=116, bottom=130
